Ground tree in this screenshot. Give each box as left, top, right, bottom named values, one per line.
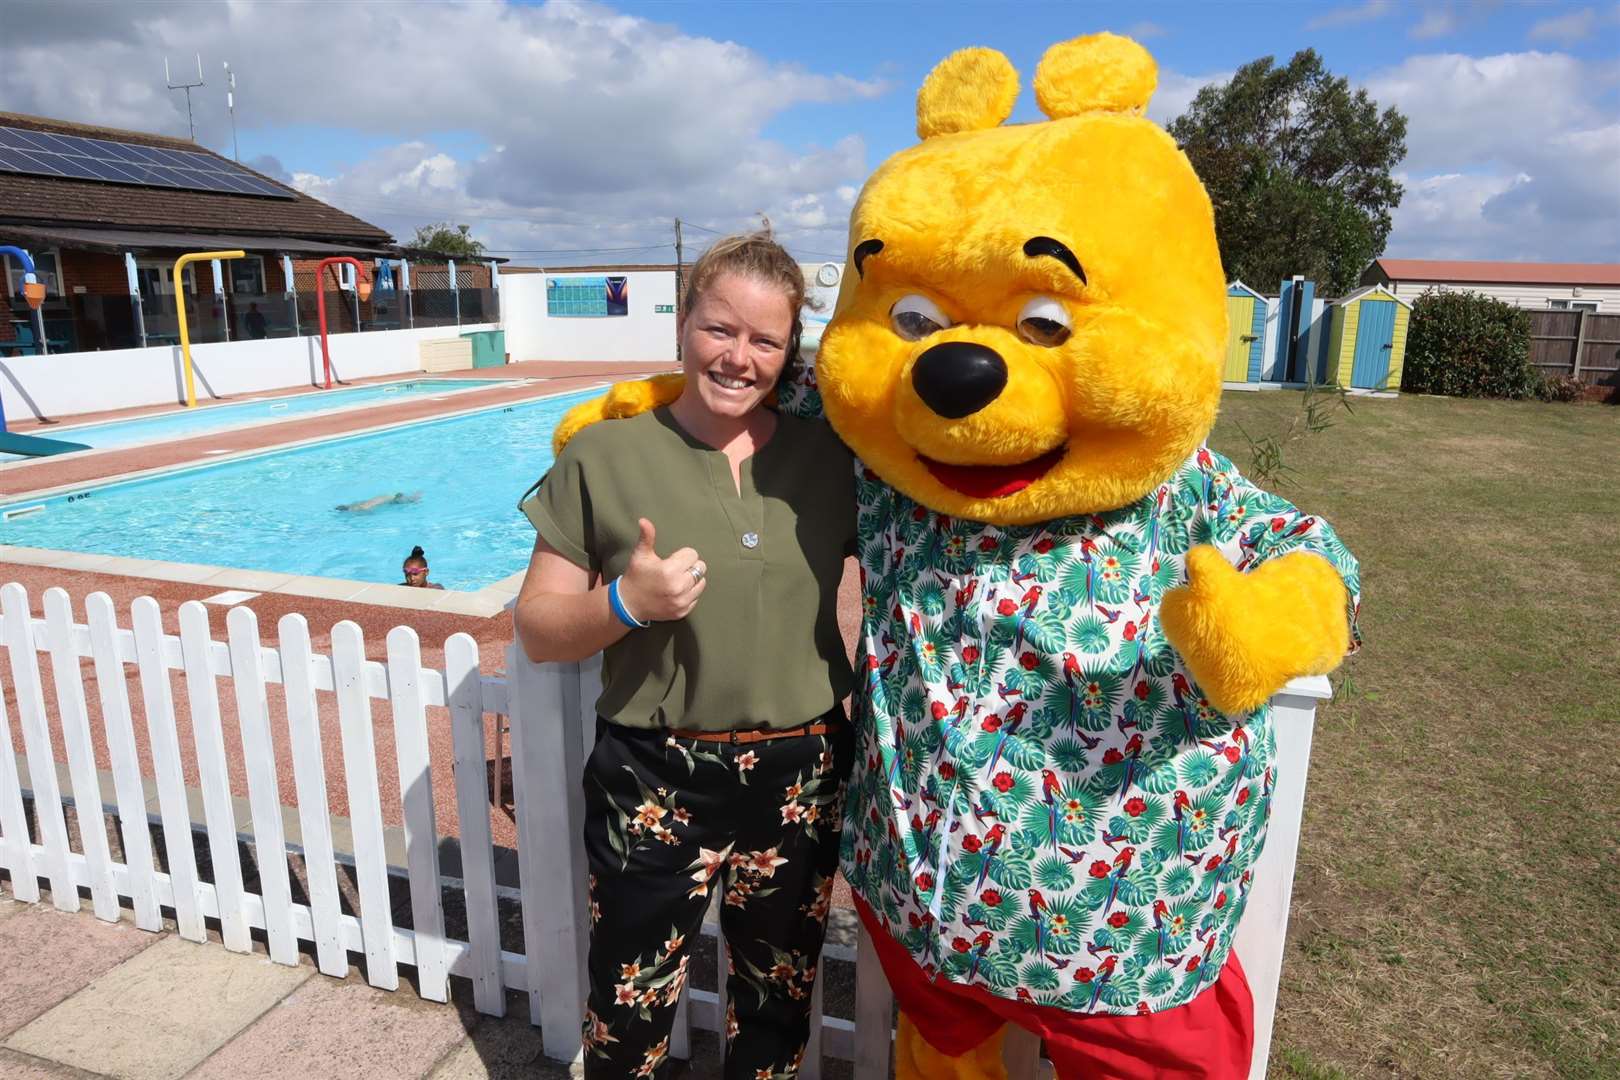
left=407, top=222, right=486, bottom=259
left=1167, top=50, right=1407, bottom=297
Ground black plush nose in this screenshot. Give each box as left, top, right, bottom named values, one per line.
left=911, top=342, right=1008, bottom=419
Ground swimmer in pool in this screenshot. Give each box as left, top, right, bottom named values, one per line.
left=336, top=492, right=421, bottom=512
left=401, top=545, right=444, bottom=589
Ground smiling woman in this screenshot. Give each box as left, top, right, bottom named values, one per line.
left=511, top=232, right=859, bottom=1078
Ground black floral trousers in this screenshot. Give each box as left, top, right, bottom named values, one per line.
left=580, top=711, right=853, bottom=1079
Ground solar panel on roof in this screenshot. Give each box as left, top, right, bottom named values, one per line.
left=0, top=125, right=295, bottom=199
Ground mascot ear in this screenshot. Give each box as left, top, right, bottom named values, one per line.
left=1034, top=32, right=1156, bottom=119
left=916, top=47, right=1019, bottom=139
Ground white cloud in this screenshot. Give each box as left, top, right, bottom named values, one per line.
left=1305, top=0, right=1396, bottom=31
left=1529, top=5, right=1620, bottom=46
left=1124, top=21, right=1167, bottom=40
left=1364, top=51, right=1620, bottom=260
left=1147, top=69, right=1233, bottom=125
left=1409, top=6, right=1461, bottom=39
left=0, top=0, right=888, bottom=262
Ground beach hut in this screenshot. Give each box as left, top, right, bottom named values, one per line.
left=1325, top=285, right=1411, bottom=391
left=1224, top=281, right=1268, bottom=384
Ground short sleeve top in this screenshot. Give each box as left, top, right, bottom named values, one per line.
left=522, top=407, right=856, bottom=731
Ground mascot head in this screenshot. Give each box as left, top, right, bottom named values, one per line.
left=816, top=33, right=1227, bottom=526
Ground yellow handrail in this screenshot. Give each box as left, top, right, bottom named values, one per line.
left=174, top=250, right=246, bottom=407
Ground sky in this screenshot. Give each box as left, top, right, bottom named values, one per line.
left=1, top=0, right=1617, bottom=269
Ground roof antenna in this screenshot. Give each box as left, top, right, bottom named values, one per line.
left=164, top=53, right=205, bottom=142
left=222, top=61, right=238, bottom=161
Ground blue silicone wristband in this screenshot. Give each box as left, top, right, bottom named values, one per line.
left=608, top=576, right=649, bottom=629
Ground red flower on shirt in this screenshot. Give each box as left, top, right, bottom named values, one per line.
left=938, top=762, right=955, bottom=780
left=1215, top=891, right=1228, bottom=910
left=1089, top=861, right=1111, bottom=878
left=1123, top=797, right=1147, bottom=817
left=1019, top=652, right=1039, bottom=670
left=1134, top=680, right=1150, bottom=700
left=1102, top=748, right=1124, bottom=765
left=951, top=937, right=971, bottom=954
left=1108, top=912, right=1130, bottom=928
left=981, top=715, right=1002, bottom=733
left=992, top=771, right=1015, bottom=793
left=962, top=834, right=983, bottom=853
left=962, top=646, right=981, bottom=663
left=1033, top=538, right=1054, bottom=554
left=1075, top=967, right=1095, bottom=983
left=996, top=598, right=1017, bottom=616
left=931, top=701, right=948, bottom=720
left=980, top=889, right=1002, bottom=907
left=914, top=872, right=934, bottom=891
left=978, top=537, right=999, bottom=552
left=1236, top=787, right=1250, bottom=806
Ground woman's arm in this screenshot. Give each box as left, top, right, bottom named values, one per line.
left=514, top=519, right=706, bottom=663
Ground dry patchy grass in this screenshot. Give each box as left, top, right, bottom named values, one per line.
left=1208, top=392, right=1620, bottom=1080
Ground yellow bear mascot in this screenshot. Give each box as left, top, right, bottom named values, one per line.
left=559, top=32, right=1360, bottom=1080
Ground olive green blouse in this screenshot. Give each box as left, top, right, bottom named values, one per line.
left=522, top=407, right=856, bottom=731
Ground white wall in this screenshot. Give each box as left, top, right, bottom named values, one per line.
left=1386, top=280, right=1619, bottom=312
left=502, top=270, right=677, bottom=363
left=0, top=323, right=496, bottom=421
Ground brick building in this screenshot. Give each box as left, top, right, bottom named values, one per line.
left=1, top=112, right=494, bottom=355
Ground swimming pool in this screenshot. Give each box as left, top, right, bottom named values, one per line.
left=0, top=386, right=600, bottom=591
left=0, top=378, right=516, bottom=462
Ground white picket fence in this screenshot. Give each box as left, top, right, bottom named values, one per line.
left=0, top=583, right=1329, bottom=1078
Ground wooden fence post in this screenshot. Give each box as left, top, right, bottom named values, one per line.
left=1570, top=308, right=1587, bottom=381
left=1232, top=674, right=1333, bottom=1080
left=508, top=642, right=591, bottom=1059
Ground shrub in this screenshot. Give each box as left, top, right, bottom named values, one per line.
left=1536, top=374, right=1587, bottom=403
left=1401, top=289, right=1538, bottom=399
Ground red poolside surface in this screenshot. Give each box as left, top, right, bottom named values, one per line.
left=0, top=361, right=861, bottom=892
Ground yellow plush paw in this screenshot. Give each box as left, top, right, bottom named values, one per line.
left=896, top=1013, right=1007, bottom=1080
left=551, top=373, right=686, bottom=455
left=1160, top=546, right=1351, bottom=715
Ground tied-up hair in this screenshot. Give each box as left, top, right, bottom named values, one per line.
left=681, top=230, right=813, bottom=388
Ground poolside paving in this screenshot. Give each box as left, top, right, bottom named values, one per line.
left=0, top=899, right=763, bottom=1079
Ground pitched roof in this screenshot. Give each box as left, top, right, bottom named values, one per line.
left=1371, top=258, right=1620, bottom=287
left=0, top=112, right=392, bottom=245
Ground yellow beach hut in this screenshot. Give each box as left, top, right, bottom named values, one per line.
left=1325, top=285, right=1411, bottom=392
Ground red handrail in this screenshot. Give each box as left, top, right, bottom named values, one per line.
left=314, top=257, right=371, bottom=389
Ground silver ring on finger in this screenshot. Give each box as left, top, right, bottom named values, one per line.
left=689, top=564, right=705, bottom=583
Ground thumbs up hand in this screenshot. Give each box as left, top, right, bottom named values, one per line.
left=617, top=518, right=706, bottom=622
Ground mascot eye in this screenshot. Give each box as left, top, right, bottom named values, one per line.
left=1017, top=296, right=1072, bottom=347
left=890, top=294, right=952, bottom=341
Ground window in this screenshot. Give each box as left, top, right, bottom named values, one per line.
left=135, top=261, right=196, bottom=298
left=1548, top=298, right=1599, bottom=312
left=2, top=250, right=63, bottom=297
left=229, top=256, right=266, bottom=295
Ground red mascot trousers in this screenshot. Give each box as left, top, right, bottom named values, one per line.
left=855, top=896, right=1255, bottom=1079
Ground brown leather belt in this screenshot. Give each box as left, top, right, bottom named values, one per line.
left=664, top=721, right=839, bottom=745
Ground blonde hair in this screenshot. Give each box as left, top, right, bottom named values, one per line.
left=681, top=231, right=808, bottom=378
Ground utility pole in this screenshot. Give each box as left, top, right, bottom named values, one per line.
left=673, top=218, right=684, bottom=363
left=165, top=54, right=205, bottom=142
left=222, top=62, right=239, bottom=161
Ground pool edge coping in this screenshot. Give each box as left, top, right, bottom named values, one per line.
left=0, top=378, right=611, bottom=618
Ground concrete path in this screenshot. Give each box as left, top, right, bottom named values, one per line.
left=0, top=893, right=619, bottom=1079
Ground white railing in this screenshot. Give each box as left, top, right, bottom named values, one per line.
left=0, top=583, right=1328, bottom=1078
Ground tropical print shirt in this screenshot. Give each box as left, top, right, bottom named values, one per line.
left=781, top=363, right=1361, bottom=1016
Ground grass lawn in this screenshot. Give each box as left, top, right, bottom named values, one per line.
left=1207, top=391, right=1619, bottom=1079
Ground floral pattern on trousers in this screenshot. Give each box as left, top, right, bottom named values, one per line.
left=580, top=714, right=854, bottom=1079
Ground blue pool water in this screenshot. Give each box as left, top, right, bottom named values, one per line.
left=2, top=378, right=515, bottom=461
left=0, top=387, right=602, bottom=591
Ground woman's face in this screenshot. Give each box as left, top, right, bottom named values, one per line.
left=678, top=272, right=794, bottom=422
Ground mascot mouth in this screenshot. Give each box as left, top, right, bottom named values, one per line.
left=919, top=446, right=1066, bottom=499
